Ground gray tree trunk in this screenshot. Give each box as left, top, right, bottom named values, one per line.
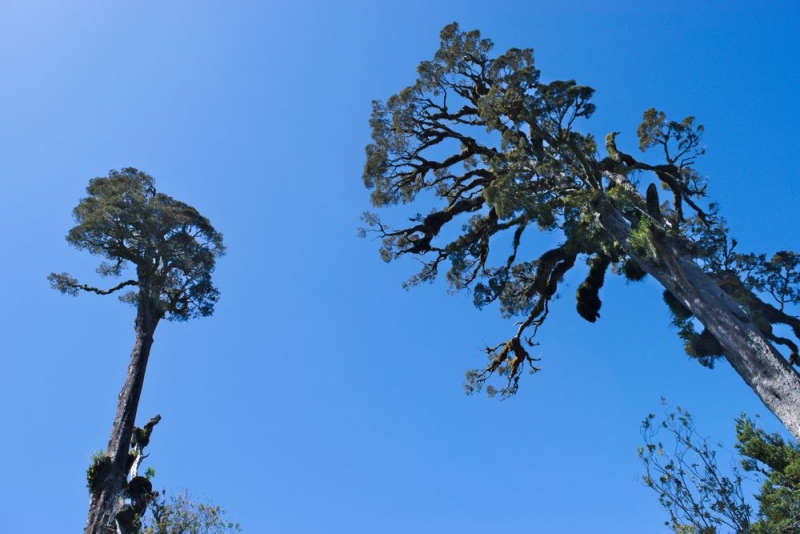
left=596, top=177, right=800, bottom=440
left=85, top=295, right=159, bottom=534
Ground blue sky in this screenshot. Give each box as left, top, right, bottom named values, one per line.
left=2, top=1, right=799, bottom=532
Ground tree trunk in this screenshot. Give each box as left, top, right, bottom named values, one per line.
left=595, top=193, right=800, bottom=441
left=85, top=298, right=160, bottom=534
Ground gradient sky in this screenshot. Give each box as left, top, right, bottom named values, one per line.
left=2, top=1, right=799, bottom=532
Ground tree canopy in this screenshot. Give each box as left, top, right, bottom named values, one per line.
left=143, top=490, right=242, bottom=534
left=49, top=167, right=225, bottom=321
left=361, top=23, right=800, bottom=434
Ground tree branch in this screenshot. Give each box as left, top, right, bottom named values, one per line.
left=48, top=272, right=138, bottom=296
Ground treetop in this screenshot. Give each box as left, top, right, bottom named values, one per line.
left=49, top=168, right=225, bottom=322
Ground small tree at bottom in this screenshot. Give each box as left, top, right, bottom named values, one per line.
left=86, top=415, right=241, bottom=534
left=640, top=401, right=800, bottom=533
left=142, top=490, right=242, bottom=534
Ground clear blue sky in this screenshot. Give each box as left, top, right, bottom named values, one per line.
left=2, top=1, right=799, bottom=532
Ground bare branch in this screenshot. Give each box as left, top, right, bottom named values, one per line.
left=48, top=272, right=138, bottom=296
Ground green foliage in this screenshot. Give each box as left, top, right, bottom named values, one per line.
left=87, top=450, right=112, bottom=498
left=637, top=108, right=705, bottom=166
left=639, top=403, right=751, bottom=533
left=48, top=168, right=225, bottom=322
left=142, top=490, right=242, bottom=534
left=627, top=218, right=660, bottom=260
left=744, top=252, right=800, bottom=312
left=641, top=403, right=800, bottom=533
left=736, top=417, right=800, bottom=533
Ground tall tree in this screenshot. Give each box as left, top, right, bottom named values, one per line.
left=361, top=24, right=800, bottom=437
left=49, top=168, right=225, bottom=534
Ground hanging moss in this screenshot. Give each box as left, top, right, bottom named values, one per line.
left=663, top=290, right=693, bottom=321
left=621, top=258, right=648, bottom=281
left=685, top=328, right=725, bottom=367
left=576, top=254, right=610, bottom=323
left=126, top=476, right=154, bottom=515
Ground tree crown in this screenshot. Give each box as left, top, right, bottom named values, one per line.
left=361, top=23, right=800, bottom=396
left=49, top=168, right=225, bottom=322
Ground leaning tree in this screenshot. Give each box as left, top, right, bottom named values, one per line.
left=49, top=168, right=225, bottom=533
left=361, top=24, right=800, bottom=438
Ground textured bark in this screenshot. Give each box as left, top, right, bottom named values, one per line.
left=596, top=191, right=800, bottom=441
left=85, top=294, right=160, bottom=534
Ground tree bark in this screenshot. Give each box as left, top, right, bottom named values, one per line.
left=85, top=297, right=160, bottom=534
left=595, top=192, right=800, bottom=441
